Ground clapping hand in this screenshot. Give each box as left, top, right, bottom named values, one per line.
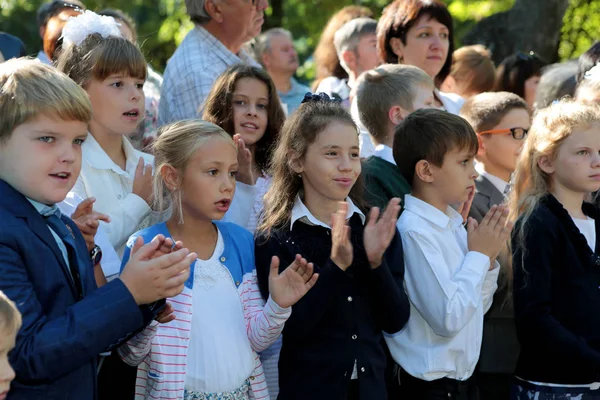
left=268, top=254, right=319, bottom=308
left=330, top=202, right=353, bottom=271
left=363, top=198, right=401, bottom=269
left=71, top=197, right=110, bottom=252
left=233, top=133, right=255, bottom=185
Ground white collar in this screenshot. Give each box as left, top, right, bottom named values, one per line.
left=82, top=133, right=151, bottom=176
left=374, top=144, right=396, bottom=165
left=403, top=194, right=463, bottom=230
left=475, top=163, right=509, bottom=194
left=290, top=196, right=366, bottom=231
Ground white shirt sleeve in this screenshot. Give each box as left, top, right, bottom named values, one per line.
left=481, top=261, right=500, bottom=314
left=401, top=230, right=491, bottom=337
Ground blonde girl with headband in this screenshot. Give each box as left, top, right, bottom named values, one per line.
left=509, top=100, right=600, bottom=398
left=57, top=11, right=169, bottom=258
left=118, top=120, right=318, bottom=400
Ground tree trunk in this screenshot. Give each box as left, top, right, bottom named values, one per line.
left=264, top=0, right=283, bottom=30
left=462, top=0, right=570, bottom=64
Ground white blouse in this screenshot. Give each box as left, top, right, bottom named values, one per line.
left=186, top=228, right=256, bottom=393
left=70, top=134, right=169, bottom=257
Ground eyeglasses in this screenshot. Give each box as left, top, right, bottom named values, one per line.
left=478, top=127, right=529, bottom=140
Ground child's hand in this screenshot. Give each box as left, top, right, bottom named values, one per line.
left=467, top=205, right=514, bottom=261
left=70, top=197, right=110, bottom=252
left=133, top=158, right=154, bottom=206
left=268, top=254, right=319, bottom=308
left=364, top=198, right=401, bottom=269
left=457, top=186, right=475, bottom=223
left=330, top=202, right=353, bottom=271
left=120, top=234, right=196, bottom=305
left=146, top=237, right=184, bottom=260
left=233, top=133, right=255, bottom=185
left=155, top=302, right=176, bottom=324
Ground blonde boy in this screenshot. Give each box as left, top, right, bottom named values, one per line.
left=0, top=59, right=194, bottom=399
left=356, top=64, right=435, bottom=209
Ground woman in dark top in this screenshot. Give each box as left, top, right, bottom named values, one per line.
left=508, top=100, right=600, bottom=398
left=254, top=94, right=409, bottom=400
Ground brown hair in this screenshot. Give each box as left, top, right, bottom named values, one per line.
left=377, top=0, right=454, bottom=84
left=393, top=108, right=478, bottom=186
left=0, top=290, right=22, bottom=338
left=202, top=64, right=285, bottom=172
left=449, top=45, right=495, bottom=96
left=460, top=91, right=530, bottom=133
left=493, top=51, right=546, bottom=99
left=0, top=59, right=92, bottom=143
left=356, top=64, right=433, bottom=143
left=56, top=33, right=147, bottom=88
left=257, top=99, right=365, bottom=237
left=312, top=6, right=374, bottom=91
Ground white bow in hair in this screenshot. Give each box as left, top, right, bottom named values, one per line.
left=61, top=10, right=122, bottom=48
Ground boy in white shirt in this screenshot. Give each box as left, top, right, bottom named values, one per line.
left=460, top=92, right=531, bottom=222
left=387, top=108, right=512, bottom=399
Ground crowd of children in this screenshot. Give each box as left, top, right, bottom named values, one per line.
left=1, top=2, right=600, bottom=400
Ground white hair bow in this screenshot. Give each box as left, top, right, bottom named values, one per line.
left=61, top=10, right=122, bottom=48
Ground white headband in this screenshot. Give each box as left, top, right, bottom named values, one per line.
left=61, top=10, right=122, bottom=48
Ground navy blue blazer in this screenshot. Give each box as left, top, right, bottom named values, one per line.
left=0, top=180, right=151, bottom=400
left=0, top=32, right=27, bottom=61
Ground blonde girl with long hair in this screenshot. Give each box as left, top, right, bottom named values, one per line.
left=508, top=100, right=600, bottom=398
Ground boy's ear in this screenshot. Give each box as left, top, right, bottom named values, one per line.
left=537, top=155, right=555, bottom=174
left=415, top=159, right=435, bottom=183
left=160, top=164, right=180, bottom=191
left=476, top=134, right=487, bottom=157
left=388, top=105, right=410, bottom=126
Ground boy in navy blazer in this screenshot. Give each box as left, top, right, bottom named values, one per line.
left=0, top=59, right=196, bottom=399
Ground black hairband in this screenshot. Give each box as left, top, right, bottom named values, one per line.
left=301, top=92, right=342, bottom=105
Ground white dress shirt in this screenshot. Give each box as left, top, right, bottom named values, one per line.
left=290, top=195, right=365, bottom=230
left=70, top=134, right=169, bottom=257
left=387, top=195, right=499, bottom=381
left=373, top=144, right=396, bottom=165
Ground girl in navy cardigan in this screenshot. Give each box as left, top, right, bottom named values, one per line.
left=118, top=120, right=318, bottom=400
left=508, top=100, right=600, bottom=398
left=255, top=94, right=410, bottom=400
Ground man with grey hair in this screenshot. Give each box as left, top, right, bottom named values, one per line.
left=252, top=28, right=309, bottom=114
left=158, top=0, right=268, bottom=125
left=316, top=17, right=379, bottom=108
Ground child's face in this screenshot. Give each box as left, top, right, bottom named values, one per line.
left=0, top=328, right=16, bottom=400
left=429, top=147, right=478, bottom=206
left=479, top=108, right=530, bottom=177
left=232, top=78, right=269, bottom=148
left=0, top=114, right=87, bottom=205
left=297, top=121, right=361, bottom=206
left=179, top=138, right=238, bottom=221
left=86, top=74, right=145, bottom=138
left=354, top=33, right=380, bottom=75
left=543, top=124, right=600, bottom=195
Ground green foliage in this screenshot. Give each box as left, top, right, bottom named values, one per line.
left=1, top=0, right=598, bottom=80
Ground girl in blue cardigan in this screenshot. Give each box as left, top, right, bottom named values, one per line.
left=119, top=120, right=318, bottom=400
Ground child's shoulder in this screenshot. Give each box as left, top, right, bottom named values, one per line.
left=215, top=221, right=253, bottom=243
left=126, top=222, right=170, bottom=249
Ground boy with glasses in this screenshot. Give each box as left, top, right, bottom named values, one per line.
left=460, top=91, right=531, bottom=222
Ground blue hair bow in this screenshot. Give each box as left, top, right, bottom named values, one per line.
left=301, top=92, right=342, bottom=105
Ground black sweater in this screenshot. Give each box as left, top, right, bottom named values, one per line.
left=512, top=194, right=600, bottom=384
left=254, top=214, right=410, bottom=400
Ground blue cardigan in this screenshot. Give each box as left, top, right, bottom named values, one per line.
left=121, top=221, right=256, bottom=290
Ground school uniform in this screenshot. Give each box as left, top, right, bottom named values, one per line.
left=469, top=171, right=517, bottom=400
left=254, top=197, right=410, bottom=400
left=0, top=179, right=154, bottom=400
left=118, top=221, right=289, bottom=400
left=362, top=145, right=411, bottom=211
left=389, top=195, right=499, bottom=400
left=512, top=194, right=600, bottom=397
